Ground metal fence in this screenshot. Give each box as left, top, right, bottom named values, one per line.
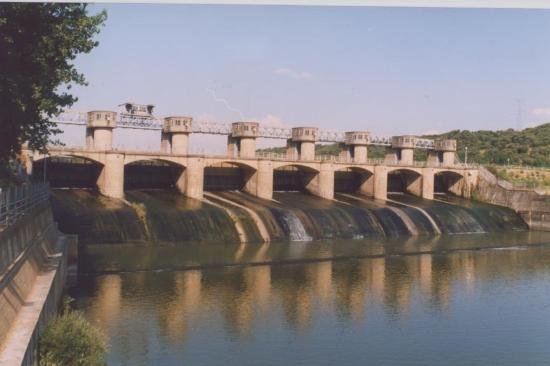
left=0, top=183, right=50, bottom=230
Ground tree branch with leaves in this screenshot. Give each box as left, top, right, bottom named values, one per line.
left=0, top=3, right=106, bottom=164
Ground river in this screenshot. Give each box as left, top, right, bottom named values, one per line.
left=70, top=231, right=550, bottom=366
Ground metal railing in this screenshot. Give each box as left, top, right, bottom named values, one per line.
left=49, top=110, right=438, bottom=147
left=35, top=147, right=475, bottom=170
left=0, top=183, right=50, bottom=230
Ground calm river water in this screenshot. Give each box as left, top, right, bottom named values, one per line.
left=71, top=232, right=550, bottom=366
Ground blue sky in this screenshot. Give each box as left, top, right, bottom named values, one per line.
left=61, top=4, right=550, bottom=152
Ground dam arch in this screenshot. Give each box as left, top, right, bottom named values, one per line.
left=32, top=155, right=104, bottom=189
left=434, top=170, right=466, bottom=196
left=203, top=161, right=257, bottom=191
left=334, top=166, right=375, bottom=196
left=124, top=158, right=186, bottom=190
left=387, top=168, right=423, bottom=197
left=273, top=164, right=319, bottom=192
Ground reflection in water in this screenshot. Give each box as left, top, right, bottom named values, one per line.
left=73, top=239, right=550, bottom=366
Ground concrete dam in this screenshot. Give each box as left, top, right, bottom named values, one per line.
left=22, top=108, right=529, bottom=247
left=3, top=106, right=541, bottom=363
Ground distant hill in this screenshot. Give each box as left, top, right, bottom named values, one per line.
left=259, top=123, right=550, bottom=167
left=427, top=123, right=550, bottom=167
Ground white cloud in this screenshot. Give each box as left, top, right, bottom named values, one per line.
left=531, top=107, right=550, bottom=116
left=258, top=114, right=289, bottom=128
left=273, top=67, right=312, bottom=80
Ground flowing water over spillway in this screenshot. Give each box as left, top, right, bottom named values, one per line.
left=51, top=189, right=528, bottom=245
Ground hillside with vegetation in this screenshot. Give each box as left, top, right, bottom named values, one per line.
left=427, top=123, right=550, bottom=167
left=260, top=123, right=550, bottom=167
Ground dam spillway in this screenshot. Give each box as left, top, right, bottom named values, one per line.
left=50, top=188, right=528, bottom=247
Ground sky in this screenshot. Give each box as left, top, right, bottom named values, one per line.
left=61, top=4, right=550, bottom=153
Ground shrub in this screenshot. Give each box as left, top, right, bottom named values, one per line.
left=39, top=308, right=107, bottom=365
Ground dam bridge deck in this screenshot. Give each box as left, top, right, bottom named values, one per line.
left=23, top=146, right=479, bottom=203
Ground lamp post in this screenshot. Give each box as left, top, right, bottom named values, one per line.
left=464, top=146, right=468, bottom=165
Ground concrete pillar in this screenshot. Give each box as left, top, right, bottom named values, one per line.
left=183, top=157, right=204, bottom=200
left=374, top=165, right=388, bottom=200
left=239, top=137, right=256, bottom=159
left=286, top=139, right=298, bottom=160
left=227, top=136, right=238, bottom=158
left=422, top=168, right=434, bottom=200
left=434, top=139, right=457, bottom=167
left=171, top=133, right=189, bottom=155
left=391, top=135, right=416, bottom=165
left=300, top=142, right=315, bottom=161
left=97, top=153, right=124, bottom=199
left=358, top=172, right=375, bottom=197
left=442, top=151, right=455, bottom=166
left=400, top=148, right=414, bottom=165
left=85, top=127, right=94, bottom=149
left=354, top=145, right=368, bottom=163
left=244, top=160, right=273, bottom=200
left=291, top=127, right=318, bottom=161
left=427, top=151, right=439, bottom=167
left=344, top=131, right=370, bottom=163
left=160, top=132, right=171, bottom=154
left=93, top=129, right=113, bottom=150
left=318, top=162, right=334, bottom=200
left=405, top=173, right=423, bottom=197
left=230, top=122, right=259, bottom=158
left=463, top=169, right=478, bottom=198
left=162, top=117, right=192, bottom=155
left=87, top=111, right=117, bottom=151
left=338, top=143, right=351, bottom=162
left=384, top=148, right=398, bottom=164
left=305, top=162, right=334, bottom=199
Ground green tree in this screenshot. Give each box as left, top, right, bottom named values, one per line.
left=0, top=3, right=106, bottom=163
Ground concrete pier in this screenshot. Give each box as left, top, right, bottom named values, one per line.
left=183, top=157, right=204, bottom=200
left=344, top=131, right=370, bottom=163
left=392, top=135, right=416, bottom=166
left=291, top=127, right=318, bottom=161
left=161, top=116, right=192, bottom=155
left=97, top=152, right=125, bottom=199
left=435, top=139, right=457, bottom=166
left=86, top=111, right=117, bottom=150
left=229, top=122, right=259, bottom=158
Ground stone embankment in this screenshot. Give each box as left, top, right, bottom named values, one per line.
left=0, top=184, right=73, bottom=366
left=474, top=166, right=550, bottom=231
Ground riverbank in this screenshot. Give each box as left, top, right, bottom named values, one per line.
left=0, top=185, right=72, bottom=365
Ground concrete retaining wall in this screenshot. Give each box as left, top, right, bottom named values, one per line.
left=0, top=204, right=68, bottom=365
left=473, top=166, right=550, bottom=231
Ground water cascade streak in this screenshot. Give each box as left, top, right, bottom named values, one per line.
left=388, top=193, right=528, bottom=234
left=204, top=192, right=270, bottom=242
left=51, top=189, right=243, bottom=245
left=272, top=192, right=391, bottom=239
left=202, top=196, right=249, bottom=243
left=334, top=193, right=428, bottom=236
left=280, top=210, right=313, bottom=241
left=433, top=194, right=529, bottom=231
left=384, top=196, right=442, bottom=235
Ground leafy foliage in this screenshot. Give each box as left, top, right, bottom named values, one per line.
left=39, top=304, right=107, bottom=366
left=0, top=4, right=106, bottom=163
left=430, top=123, right=550, bottom=167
